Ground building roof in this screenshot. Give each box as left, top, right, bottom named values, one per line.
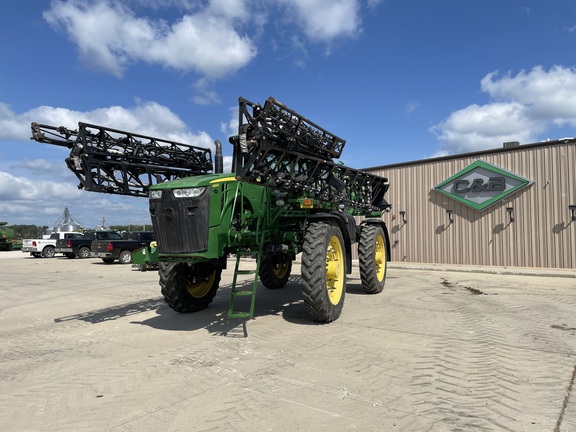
left=364, top=137, right=576, bottom=171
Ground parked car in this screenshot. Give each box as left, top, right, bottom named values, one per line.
left=55, top=230, right=120, bottom=259
left=91, top=231, right=156, bottom=264
left=22, top=232, right=80, bottom=258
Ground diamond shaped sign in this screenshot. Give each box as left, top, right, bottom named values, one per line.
left=434, top=160, right=533, bottom=211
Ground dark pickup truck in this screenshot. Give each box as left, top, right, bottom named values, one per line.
left=55, top=231, right=122, bottom=259
left=91, top=231, right=155, bottom=264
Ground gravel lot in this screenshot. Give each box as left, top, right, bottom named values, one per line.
left=1, top=250, right=575, bottom=432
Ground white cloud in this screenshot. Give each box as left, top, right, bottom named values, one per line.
left=8, top=159, right=70, bottom=177
left=205, top=0, right=250, bottom=22
left=42, top=0, right=380, bottom=85
left=431, top=66, right=576, bottom=156
left=0, top=103, right=31, bottom=141
left=405, top=101, right=419, bottom=114
left=0, top=99, right=214, bottom=149
left=0, top=171, right=83, bottom=201
left=220, top=105, right=238, bottom=137
left=281, top=0, right=362, bottom=42
left=430, top=102, right=537, bottom=156
left=480, top=66, right=576, bottom=124
left=0, top=166, right=151, bottom=228
left=43, top=0, right=257, bottom=79
left=367, top=0, right=384, bottom=11
left=222, top=155, right=233, bottom=173
left=191, top=78, right=222, bottom=106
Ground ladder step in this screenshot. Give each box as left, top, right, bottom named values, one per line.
left=228, top=311, right=253, bottom=319
left=236, top=251, right=256, bottom=256
left=232, top=291, right=254, bottom=297
left=236, top=269, right=257, bottom=275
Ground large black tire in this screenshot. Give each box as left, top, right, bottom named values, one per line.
left=259, top=254, right=292, bottom=289
left=358, top=224, right=388, bottom=294
left=160, top=262, right=222, bottom=313
left=301, top=222, right=346, bottom=323
left=101, top=258, right=115, bottom=264
left=42, top=246, right=55, bottom=258
left=118, top=250, right=132, bottom=264
left=78, top=246, right=91, bottom=259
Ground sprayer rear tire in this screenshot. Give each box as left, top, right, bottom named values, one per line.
left=160, top=262, right=222, bottom=313
left=301, top=222, right=346, bottom=323
left=359, top=224, right=388, bottom=294
left=259, top=254, right=292, bottom=289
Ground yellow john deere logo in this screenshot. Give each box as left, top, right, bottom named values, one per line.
left=434, top=160, right=533, bottom=211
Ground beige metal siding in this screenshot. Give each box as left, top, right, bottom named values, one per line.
left=359, top=142, right=576, bottom=268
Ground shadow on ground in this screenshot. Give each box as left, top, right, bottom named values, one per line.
left=53, top=274, right=389, bottom=336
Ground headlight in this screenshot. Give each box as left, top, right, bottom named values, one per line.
left=149, top=190, right=162, bottom=199
left=173, top=187, right=206, bottom=198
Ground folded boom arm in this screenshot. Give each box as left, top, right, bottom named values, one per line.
left=233, top=97, right=390, bottom=213
left=31, top=122, right=213, bottom=197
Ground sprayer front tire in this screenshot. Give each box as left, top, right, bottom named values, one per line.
left=160, top=262, right=222, bottom=313
left=301, top=222, right=346, bottom=323
left=359, top=224, right=388, bottom=294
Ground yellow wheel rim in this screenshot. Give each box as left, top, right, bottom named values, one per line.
left=375, top=234, right=386, bottom=282
left=273, top=261, right=289, bottom=279
left=186, top=271, right=215, bottom=298
left=325, top=234, right=344, bottom=305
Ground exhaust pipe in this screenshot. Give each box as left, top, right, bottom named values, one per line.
left=214, top=140, right=223, bottom=173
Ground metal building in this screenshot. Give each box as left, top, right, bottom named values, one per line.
left=46, top=207, right=84, bottom=234
left=364, top=138, right=576, bottom=269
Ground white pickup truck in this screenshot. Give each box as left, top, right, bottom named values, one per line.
left=21, top=231, right=83, bottom=258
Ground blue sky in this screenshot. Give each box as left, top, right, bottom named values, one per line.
left=1, top=0, right=576, bottom=228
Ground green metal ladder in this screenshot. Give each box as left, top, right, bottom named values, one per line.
left=227, top=186, right=268, bottom=319
left=228, top=248, right=262, bottom=319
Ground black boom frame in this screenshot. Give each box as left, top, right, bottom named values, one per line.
left=30, top=96, right=389, bottom=212
left=233, top=97, right=389, bottom=212
left=31, top=122, right=212, bottom=197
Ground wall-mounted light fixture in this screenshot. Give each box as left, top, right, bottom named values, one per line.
left=570, top=205, right=576, bottom=221
left=446, top=209, right=454, bottom=224
left=399, top=211, right=407, bottom=225
left=506, top=207, right=515, bottom=223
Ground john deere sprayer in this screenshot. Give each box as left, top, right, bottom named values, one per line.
left=31, top=96, right=390, bottom=322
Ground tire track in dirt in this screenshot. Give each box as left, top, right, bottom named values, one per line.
left=1, top=336, right=251, bottom=431
left=405, top=277, right=576, bottom=431
left=3, top=258, right=575, bottom=431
